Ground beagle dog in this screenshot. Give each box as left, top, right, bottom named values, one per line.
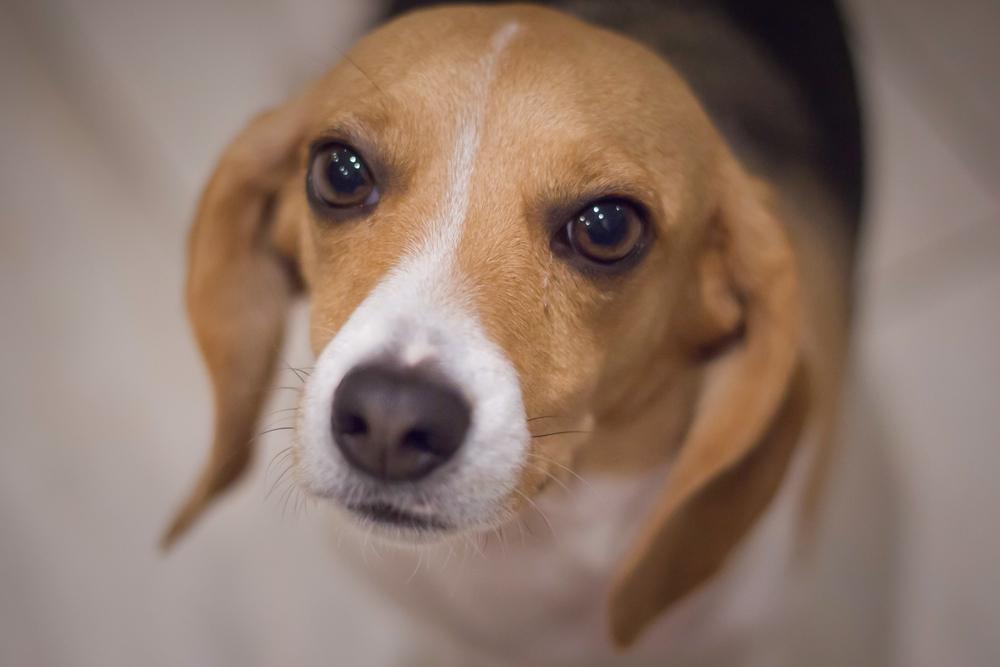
left=163, top=2, right=863, bottom=663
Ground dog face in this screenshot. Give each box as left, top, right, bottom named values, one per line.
left=293, top=10, right=722, bottom=539
left=165, top=5, right=803, bottom=646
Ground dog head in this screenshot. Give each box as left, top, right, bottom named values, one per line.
left=163, top=5, right=803, bottom=647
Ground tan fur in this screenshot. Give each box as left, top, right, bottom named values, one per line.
left=163, top=4, right=848, bottom=651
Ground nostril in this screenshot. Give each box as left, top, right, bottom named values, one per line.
left=401, top=428, right=433, bottom=454
left=339, top=412, right=368, bottom=437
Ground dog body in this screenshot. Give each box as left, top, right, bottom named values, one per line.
left=164, top=3, right=866, bottom=663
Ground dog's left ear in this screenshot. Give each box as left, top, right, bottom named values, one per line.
left=608, top=160, right=808, bottom=647
left=160, top=90, right=313, bottom=549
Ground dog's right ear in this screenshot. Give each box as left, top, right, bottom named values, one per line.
left=161, top=91, right=313, bottom=549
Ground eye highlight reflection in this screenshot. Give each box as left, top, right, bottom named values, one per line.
left=308, top=143, right=380, bottom=210
left=564, top=199, right=646, bottom=265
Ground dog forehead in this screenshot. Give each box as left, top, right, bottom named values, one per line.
left=340, top=5, right=695, bottom=128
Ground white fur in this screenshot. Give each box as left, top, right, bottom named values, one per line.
left=334, top=435, right=818, bottom=665
left=296, top=23, right=524, bottom=535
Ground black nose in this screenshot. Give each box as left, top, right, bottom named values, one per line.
left=331, top=363, right=471, bottom=482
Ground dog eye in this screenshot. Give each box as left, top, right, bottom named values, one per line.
left=565, top=199, right=645, bottom=264
left=308, top=144, right=379, bottom=209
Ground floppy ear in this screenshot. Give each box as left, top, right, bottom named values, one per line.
left=608, top=162, right=806, bottom=647
left=160, top=93, right=313, bottom=549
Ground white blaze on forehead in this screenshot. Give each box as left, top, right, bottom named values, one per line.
left=417, top=20, right=520, bottom=279
left=298, top=22, right=529, bottom=530
left=390, top=20, right=520, bottom=364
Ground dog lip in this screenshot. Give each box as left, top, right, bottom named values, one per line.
left=348, top=501, right=450, bottom=531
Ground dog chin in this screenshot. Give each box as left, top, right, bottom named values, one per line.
left=358, top=522, right=455, bottom=548
left=331, top=496, right=506, bottom=548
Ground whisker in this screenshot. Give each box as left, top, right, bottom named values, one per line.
left=264, top=446, right=293, bottom=481
left=464, top=531, right=486, bottom=559
left=241, top=424, right=297, bottom=451
left=521, top=460, right=569, bottom=493
left=511, top=487, right=555, bottom=540
left=441, top=543, right=455, bottom=571
left=265, top=406, right=301, bottom=417
left=492, top=525, right=508, bottom=556
left=295, top=487, right=310, bottom=518
left=282, top=360, right=308, bottom=383
left=259, top=415, right=298, bottom=431
left=256, top=426, right=295, bottom=437
left=368, top=531, right=386, bottom=562
left=265, top=461, right=296, bottom=501
left=280, top=482, right=298, bottom=518
left=527, top=451, right=591, bottom=488
left=516, top=515, right=529, bottom=546
left=531, top=429, right=592, bottom=439
left=509, top=511, right=533, bottom=546
left=406, top=550, right=424, bottom=585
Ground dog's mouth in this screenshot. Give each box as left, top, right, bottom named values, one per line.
left=347, top=501, right=451, bottom=532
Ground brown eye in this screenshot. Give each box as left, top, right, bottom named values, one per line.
left=566, top=199, right=645, bottom=264
left=308, top=143, right=379, bottom=209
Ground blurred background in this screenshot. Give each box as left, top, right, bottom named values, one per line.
left=0, top=0, right=997, bottom=665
